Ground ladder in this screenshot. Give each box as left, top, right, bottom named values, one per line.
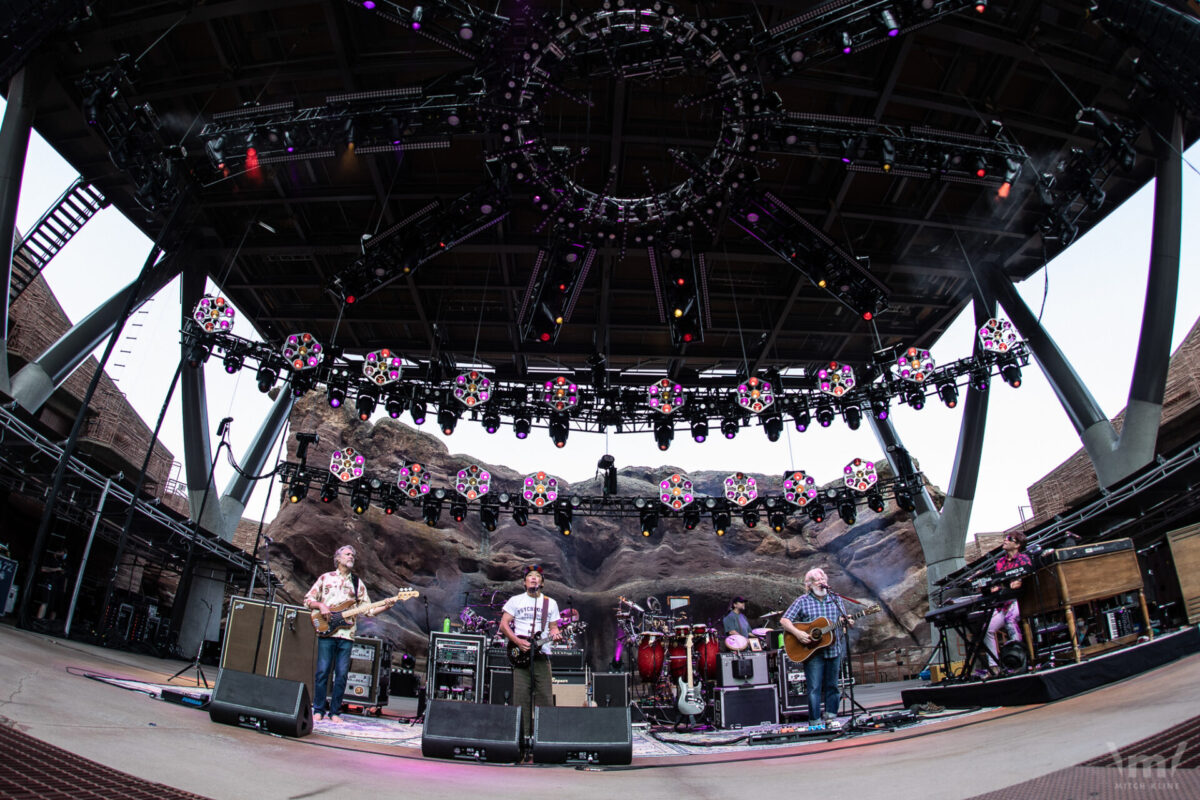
left=9, top=178, right=109, bottom=303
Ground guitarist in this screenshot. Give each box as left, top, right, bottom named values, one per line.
left=303, top=544, right=395, bottom=722
left=499, top=564, right=562, bottom=739
left=779, top=568, right=852, bottom=726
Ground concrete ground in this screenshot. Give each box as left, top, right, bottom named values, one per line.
left=2, top=623, right=1197, bottom=800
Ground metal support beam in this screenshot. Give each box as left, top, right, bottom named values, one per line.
left=178, top=263, right=223, bottom=533
left=10, top=256, right=181, bottom=412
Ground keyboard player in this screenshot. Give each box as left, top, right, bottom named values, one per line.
left=979, top=531, right=1033, bottom=677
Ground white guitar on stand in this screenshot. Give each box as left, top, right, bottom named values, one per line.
left=675, top=629, right=704, bottom=721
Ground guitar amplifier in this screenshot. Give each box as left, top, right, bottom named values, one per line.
left=715, top=685, right=779, bottom=728
left=549, top=646, right=586, bottom=671
left=718, top=651, right=769, bottom=686
left=551, top=670, right=589, bottom=707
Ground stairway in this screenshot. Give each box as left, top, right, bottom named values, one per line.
left=10, top=178, right=109, bottom=303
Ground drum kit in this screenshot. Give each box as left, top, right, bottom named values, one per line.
left=620, top=596, right=764, bottom=684
left=459, top=590, right=587, bottom=647
left=723, top=610, right=783, bottom=652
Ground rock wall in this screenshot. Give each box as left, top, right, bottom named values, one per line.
left=263, top=395, right=934, bottom=669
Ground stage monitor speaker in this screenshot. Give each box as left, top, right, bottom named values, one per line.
left=272, top=604, right=316, bottom=699
left=714, top=684, right=779, bottom=728
left=421, top=699, right=523, bottom=763
left=220, top=597, right=279, bottom=676
left=208, top=668, right=312, bottom=737
left=488, top=668, right=514, bottom=704
left=532, top=706, right=632, bottom=765
left=592, top=672, right=629, bottom=708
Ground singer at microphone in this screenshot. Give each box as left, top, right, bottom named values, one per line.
left=778, top=568, right=853, bottom=725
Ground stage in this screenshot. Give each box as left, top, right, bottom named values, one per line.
left=2, top=623, right=1200, bottom=799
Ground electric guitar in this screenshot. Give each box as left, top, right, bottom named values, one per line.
left=310, top=588, right=419, bottom=636
left=782, top=604, right=881, bottom=663
left=507, top=620, right=579, bottom=668
left=675, top=630, right=704, bottom=717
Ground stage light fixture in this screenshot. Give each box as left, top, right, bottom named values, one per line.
left=870, top=398, right=889, bottom=420
left=938, top=381, right=959, bottom=408
left=422, top=498, right=442, bottom=527
left=974, top=155, right=988, bottom=178
left=690, top=418, right=709, bottom=443
left=450, top=498, right=467, bottom=522
left=721, top=415, right=739, bottom=439
left=223, top=352, right=243, bottom=374
left=840, top=31, right=853, bottom=54
left=895, top=488, right=916, bottom=512
left=513, top=412, right=532, bottom=439
left=647, top=378, right=686, bottom=415
left=639, top=508, right=659, bottom=537
left=684, top=507, right=701, bottom=530
left=482, top=408, right=501, bottom=434
left=713, top=509, right=731, bottom=536
left=742, top=509, right=759, bottom=529
left=783, top=471, right=817, bottom=508
left=808, top=503, right=826, bottom=524
left=974, top=0, right=988, bottom=12
left=193, top=296, right=236, bottom=333
left=363, top=349, right=402, bottom=387
left=736, top=376, right=775, bottom=414
left=880, top=8, right=900, bottom=36
left=356, top=391, right=377, bottom=421
left=282, top=332, right=323, bottom=371
left=881, top=137, right=896, bottom=171
left=329, top=447, right=365, bottom=483
left=653, top=416, right=674, bottom=451
left=458, top=21, right=473, bottom=40
left=288, top=481, right=309, bottom=503
left=816, top=402, right=835, bottom=428
left=512, top=504, right=529, bottom=526
left=256, top=366, right=277, bottom=393
left=762, top=411, right=783, bottom=442
left=971, top=368, right=990, bottom=393
left=383, top=497, right=398, bottom=515
left=769, top=510, right=787, bottom=532
left=906, top=385, right=925, bottom=410
left=867, top=491, right=885, bottom=514
left=410, top=5, right=424, bottom=29
left=480, top=503, right=498, bottom=531
left=1000, top=357, right=1022, bottom=388
left=327, top=383, right=346, bottom=409
left=555, top=502, right=573, bottom=536
left=186, top=341, right=210, bottom=368
left=817, top=361, right=856, bottom=398
left=844, top=405, right=862, bottom=430
left=438, top=406, right=459, bottom=435
left=978, top=317, right=1018, bottom=354
left=410, top=396, right=427, bottom=425
left=549, top=412, right=570, bottom=448
left=385, top=394, right=404, bottom=418
left=453, top=370, right=492, bottom=409
left=320, top=481, right=338, bottom=503
left=838, top=498, right=857, bottom=525
left=794, top=408, right=811, bottom=432
left=352, top=487, right=371, bottom=515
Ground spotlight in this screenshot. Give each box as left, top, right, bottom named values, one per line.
left=1000, top=358, right=1023, bottom=388
left=383, top=497, right=398, bottom=515
left=450, top=498, right=467, bottom=522
left=762, top=412, right=783, bottom=442
left=422, top=499, right=441, bottom=526
left=974, top=0, right=988, bottom=12
left=870, top=398, right=889, bottom=420
left=867, top=491, right=885, bottom=513
left=480, top=503, right=498, bottom=531
left=327, top=384, right=346, bottom=409
left=187, top=341, right=209, bottom=368
left=881, top=137, right=896, bottom=171
left=880, top=8, right=900, bottom=36
left=840, top=31, right=853, bottom=54
left=654, top=417, right=674, bottom=451
left=769, top=510, right=787, bottom=532
left=974, top=155, right=988, bottom=178
left=816, top=403, right=835, bottom=428
left=287, top=481, right=308, bottom=503
left=512, top=504, right=529, bottom=526
left=906, top=385, right=925, bottom=410
left=554, top=502, right=573, bottom=535
left=410, top=396, right=427, bottom=425
left=352, top=488, right=370, bottom=515
left=458, top=21, right=473, bottom=40
left=256, top=366, right=277, bottom=393
left=895, top=488, right=915, bottom=512
left=971, top=368, right=990, bottom=393
left=639, top=508, right=659, bottom=537
left=808, top=503, right=826, bottom=524
left=438, top=406, right=459, bottom=435
left=712, top=509, right=730, bottom=536
left=690, top=418, right=709, bottom=443
left=742, top=509, right=759, bottom=528
left=721, top=415, right=739, bottom=439
left=549, top=413, right=570, bottom=448
left=320, top=481, right=339, bottom=503
left=513, top=413, right=532, bottom=439
left=938, top=381, right=959, bottom=408
left=482, top=408, right=501, bottom=434
left=794, top=408, right=811, bottom=432
left=844, top=405, right=862, bottom=430
left=683, top=507, right=700, bottom=530
left=838, top=498, right=857, bottom=525
left=410, top=5, right=423, bottom=29
left=385, top=394, right=404, bottom=418
left=356, top=392, right=377, bottom=421
left=223, top=353, right=243, bottom=374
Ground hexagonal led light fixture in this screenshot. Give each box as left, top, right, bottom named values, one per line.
left=363, top=349, right=403, bottom=386
left=783, top=470, right=817, bottom=507
left=978, top=317, right=1018, bottom=353
left=893, top=347, right=935, bottom=383
left=455, top=464, right=491, bottom=501
left=329, top=447, right=365, bottom=482
left=723, top=471, right=758, bottom=507
left=736, top=376, right=775, bottom=414
left=659, top=472, right=695, bottom=510
left=523, top=471, right=560, bottom=508
left=192, top=296, right=235, bottom=333
left=282, top=332, right=323, bottom=371
left=817, top=361, right=856, bottom=397
left=453, top=370, right=492, bottom=408
left=843, top=458, right=879, bottom=492
left=647, top=378, right=686, bottom=415
left=397, top=461, right=431, bottom=499
left=542, top=376, right=579, bottom=411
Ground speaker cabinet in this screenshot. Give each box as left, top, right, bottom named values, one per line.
left=208, top=669, right=312, bottom=737
left=421, top=699, right=523, bottom=762
left=592, top=672, right=629, bottom=708
left=718, top=651, right=770, bottom=686
left=273, top=604, right=316, bottom=699
left=714, top=684, right=779, bottom=728
left=488, top=668, right=514, bottom=704
left=342, top=637, right=390, bottom=707
left=551, top=670, right=588, bottom=707
left=532, top=706, right=632, bottom=765
left=221, top=598, right=279, bottom=676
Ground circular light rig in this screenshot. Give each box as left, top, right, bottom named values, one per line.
left=329, top=447, right=365, bottom=483
left=842, top=458, right=878, bottom=492
left=724, top=472, right=758, bottom=507
left=192, top=296, right=235, bottom=333
left=736, top=376, right=775, bottom=414
left=542, top=376, right=579, bottom=411
left=397, top=461, right=431, bottom=499
left=282, top=332, right=323, bottom=371
left=455, top=464, right=491, bottom=501
left=978, top=317, right=1018, bottom=353
left=894, top=347, right=935, bottom=383
left=523, top=471, right=560, bottom=508
left=363, top=349, right=402, bottom=386
left=659, top=473, right=695, bottom=511
left=453, top=370, right=492, bottom=408
left=817, top=361, right=856, bottom=397
left=647, top=378, right=686, bottom=415
left=783, top=470, right=817, bottom=507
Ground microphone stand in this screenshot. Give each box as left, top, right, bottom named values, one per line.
left=833, top=594, right=868, bottom=725
left=249, top=537, right=275, bottom=677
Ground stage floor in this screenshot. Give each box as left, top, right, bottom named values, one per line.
left=2, top=623, right=1198, bottom=799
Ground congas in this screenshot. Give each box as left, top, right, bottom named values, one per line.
left=667, top=625, right=691, bottom=679
left=696, top=631, right=720, bottom=679
left=636, top=632, right=665, bottom=682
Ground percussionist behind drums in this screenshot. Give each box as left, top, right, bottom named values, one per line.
left=723, top=595, right=751, bottom=651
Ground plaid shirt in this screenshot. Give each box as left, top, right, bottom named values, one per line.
left=785, top=591, right=848, bottom=659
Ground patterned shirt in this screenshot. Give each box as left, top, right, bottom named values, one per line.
left=996, top=552, right=1032, bottom=572
left=785, top=591, right=848, bottom=659
left=304, top=570, right=370, bottom=640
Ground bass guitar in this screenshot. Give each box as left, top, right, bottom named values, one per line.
left=782, top=604, right=881, bottom=663
left=675, top=629, right=704, bottom=717
left=310, top=588, right=419, bottom=636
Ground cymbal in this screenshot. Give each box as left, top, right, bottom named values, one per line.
left=758, top=610, right=783, bottom=618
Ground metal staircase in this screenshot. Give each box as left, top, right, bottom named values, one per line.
left=10, top=178, right=109, bottom=303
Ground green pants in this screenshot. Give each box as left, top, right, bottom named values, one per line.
left=511, top=655, right=553, bottom=738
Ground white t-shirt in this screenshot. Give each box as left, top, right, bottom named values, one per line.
left=502, top=592, right=560, bottom=655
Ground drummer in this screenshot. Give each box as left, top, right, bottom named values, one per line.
left=723, top=596, right=751, bottom=639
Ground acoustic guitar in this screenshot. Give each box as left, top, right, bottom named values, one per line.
left=782, top=604, right=881, bottom=663
left=310, top=588, right=419, bottom=636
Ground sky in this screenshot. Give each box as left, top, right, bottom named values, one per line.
left=8, top=98, right=1200, bottom=542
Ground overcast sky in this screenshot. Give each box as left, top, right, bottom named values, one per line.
left=9, top=99, right=1200, bottom=541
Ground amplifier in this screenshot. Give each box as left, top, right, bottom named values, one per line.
left=428, top=632, right=485, bottom=703
left=718, top=651, right=770, bottom=686
left=715, top=685, right=779, bottom=728
left=342, top=636, right=390, bottom=707
left=1052, top=538, right=1133, bottom=563
left=551, top=670, right=588, bottom=707
left=549, top=646, right=586, bottom=671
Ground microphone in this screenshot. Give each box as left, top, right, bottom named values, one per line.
left=217, top=417, right=233, bottom=437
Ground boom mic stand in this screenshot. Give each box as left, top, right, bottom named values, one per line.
left=838, top=613, right=869, bottom=726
